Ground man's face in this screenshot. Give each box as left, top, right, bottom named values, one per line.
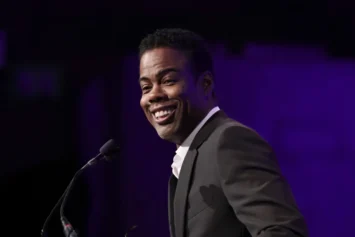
left=139, top=47, right=207, bottom=144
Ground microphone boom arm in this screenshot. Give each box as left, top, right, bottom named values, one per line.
left=40, top=139, right=119, bottom=237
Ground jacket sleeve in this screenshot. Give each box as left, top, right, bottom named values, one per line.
left=216, top=125, right=309, bottom=237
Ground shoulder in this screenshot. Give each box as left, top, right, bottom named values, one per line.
left=213, top=119, right=280, bottom=177
left=209, top=117, right=273, bottom=155
left=215, top=117, right=266, bottom=140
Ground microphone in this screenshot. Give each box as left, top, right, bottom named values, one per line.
left=40, top=139, right=120, bottom=237
left=124, top=225, right=138, bottom=237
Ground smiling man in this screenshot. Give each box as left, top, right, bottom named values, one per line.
left=138, top=28, right=308, bottom=237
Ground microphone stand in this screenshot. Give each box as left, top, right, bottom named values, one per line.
left=40, top=139, right=122, bottom=237
left=60, top=156, right=102, bottom=237
left=40, top=155, right=102, bottom=237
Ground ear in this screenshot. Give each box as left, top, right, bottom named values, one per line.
left=199, top=71, right=214, bottom=96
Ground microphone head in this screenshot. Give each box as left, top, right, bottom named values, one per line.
left=99, top=139, right=120, bottom=160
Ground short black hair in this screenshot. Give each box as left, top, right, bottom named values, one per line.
left=139, top=28, right=214, bottom=77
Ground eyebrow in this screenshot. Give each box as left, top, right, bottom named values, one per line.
left=138, top=67, right=179, bottom=84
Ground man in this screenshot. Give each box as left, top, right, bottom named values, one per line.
left=138, top=28, right=308, bottom=237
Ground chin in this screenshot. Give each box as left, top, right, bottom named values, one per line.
left=155, top=123, right=180, bottom=143
left=156, top=126, right=174, bottom=141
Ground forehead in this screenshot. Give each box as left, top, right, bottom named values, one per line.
left=139, top=47, right=189, bottom=75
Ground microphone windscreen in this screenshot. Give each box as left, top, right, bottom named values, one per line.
left=99, top=139, right=120, bottom=160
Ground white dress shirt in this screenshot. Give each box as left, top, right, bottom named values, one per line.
left=171, top=106, right=220, bottom=179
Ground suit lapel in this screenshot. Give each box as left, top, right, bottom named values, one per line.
left=168, top=175, right=177, bottom=237
left=174, top=149, right=198, bottom=237
left=173, top=111, right=227, bottom=237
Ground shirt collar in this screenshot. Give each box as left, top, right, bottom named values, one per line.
left=175, top=106, right=220, bottom=159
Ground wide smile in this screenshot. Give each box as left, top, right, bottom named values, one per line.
left=151, top=106, right=176, bottom=125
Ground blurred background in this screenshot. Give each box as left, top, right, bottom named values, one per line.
left=1, top=1, right=355, bottom=237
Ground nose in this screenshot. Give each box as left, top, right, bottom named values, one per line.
left=148, top=85, right=167, bottom=104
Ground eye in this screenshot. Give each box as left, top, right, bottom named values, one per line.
left=163, top=79, right=176, bottom=85
left=141, top=85, right=151, bottom=94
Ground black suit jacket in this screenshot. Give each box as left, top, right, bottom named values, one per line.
left=168, top=111, right=308, bottom=237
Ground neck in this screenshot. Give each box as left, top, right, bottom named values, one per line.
left=172, top=118, right=200, bottom=146
left=173, top=105, right=217, bottom=146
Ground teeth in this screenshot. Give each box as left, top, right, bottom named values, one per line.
left=154, top=109, right=174, bottom=119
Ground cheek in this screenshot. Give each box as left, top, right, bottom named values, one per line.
left=179, top=87, right=199, bottom=104
left=140, top=97, right=148, bottom=111
left=167, top=83, right=188, bottom=100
